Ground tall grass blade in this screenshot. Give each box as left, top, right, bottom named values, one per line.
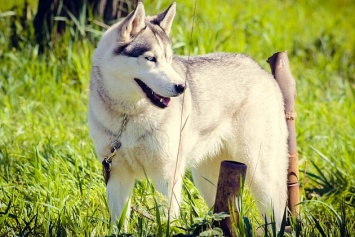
left=154, top=198, right=163, bottom=237
left=243, top=216, right=252, bottom=237
left=277, top=209, right=286, bottom=237
left=311, top=216, right=326, bottom=237
left=117, top=197, right=131, bottom=233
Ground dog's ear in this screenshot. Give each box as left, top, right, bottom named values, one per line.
left=152, top=2, right=176, bottom=35
left=120, top=2, right=146, bottom=41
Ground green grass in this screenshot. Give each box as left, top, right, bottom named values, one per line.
left=1, top=0, right=354, bottom=236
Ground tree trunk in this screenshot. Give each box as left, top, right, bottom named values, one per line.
left=99, top=0, right=139, bottom=23
left=33, top=0, right=140, bottom=52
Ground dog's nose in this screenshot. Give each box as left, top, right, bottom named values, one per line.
left=175, top=84, right=186, bottom=94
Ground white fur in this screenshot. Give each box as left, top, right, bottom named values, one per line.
left=89, top=2, right=288, bottom=230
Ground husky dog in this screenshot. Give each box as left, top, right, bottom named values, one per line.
left=89, top=2, right=288, bottom=229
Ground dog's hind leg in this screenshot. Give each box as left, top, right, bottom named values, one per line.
left=191, top=149, right=230, bottom=208
left=230, top=116, right=288, bottom=229
left=106, top=170, right=135, bottom=229
left=246, top=161, right=288, bottom=229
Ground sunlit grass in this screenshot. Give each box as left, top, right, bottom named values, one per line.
left=1, top=0, right=354, bottom=236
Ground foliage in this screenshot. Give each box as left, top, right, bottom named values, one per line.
left=1, top=0, right=354, bottom=236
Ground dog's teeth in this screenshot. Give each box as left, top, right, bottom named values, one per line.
left=160, top=99, right=163, bottom=102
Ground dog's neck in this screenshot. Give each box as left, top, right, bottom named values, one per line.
left=91, top=65, right=135, bottom=116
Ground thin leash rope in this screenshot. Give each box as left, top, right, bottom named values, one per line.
left=168, top=0, right=197, bottom=217
left=102, top=113, right=128, bottom=185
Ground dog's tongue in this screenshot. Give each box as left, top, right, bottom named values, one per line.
left=162, top=98, right=170, bottom=107
left=153, top=93, right=171, bottom=107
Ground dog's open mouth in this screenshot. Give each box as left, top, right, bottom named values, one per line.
left=134, top=79, right=171, bottom=109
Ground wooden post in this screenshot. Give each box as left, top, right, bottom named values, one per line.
left=267, top=51, right=299, bottom=219
left=213, top=161, right=247, bottom=237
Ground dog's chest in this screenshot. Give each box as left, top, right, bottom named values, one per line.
left=113, top=122, right=167, bottom=170
left=100, top=112, right=182, bottom=174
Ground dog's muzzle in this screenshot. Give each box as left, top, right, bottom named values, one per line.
left=134, top=79, right=186, bottom=109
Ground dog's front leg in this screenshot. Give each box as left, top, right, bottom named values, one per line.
left=167, top=154, right=187, bottom=219
left=151, top=164, right=184, bottom=218
left=167, top=174, right=183, bottom=218
left=150, top=171, right=181, bottom=218
left=106, top=170, right=135, bottom=229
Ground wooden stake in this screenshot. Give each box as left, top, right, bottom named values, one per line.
left=267, top=51, right=300, bottom=218
left=213, top=161, right=247, bottom=237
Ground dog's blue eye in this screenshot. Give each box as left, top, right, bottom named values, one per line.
left=145, top=56, right=156, bottom=62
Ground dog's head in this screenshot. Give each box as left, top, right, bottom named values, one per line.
left=93, top=2, right=185, bottom=109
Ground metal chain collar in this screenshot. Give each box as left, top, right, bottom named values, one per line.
left=102, top=114, right=128, bottom=185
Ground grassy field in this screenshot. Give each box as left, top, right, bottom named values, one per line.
left=0, top=0, right=354, bottom=236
